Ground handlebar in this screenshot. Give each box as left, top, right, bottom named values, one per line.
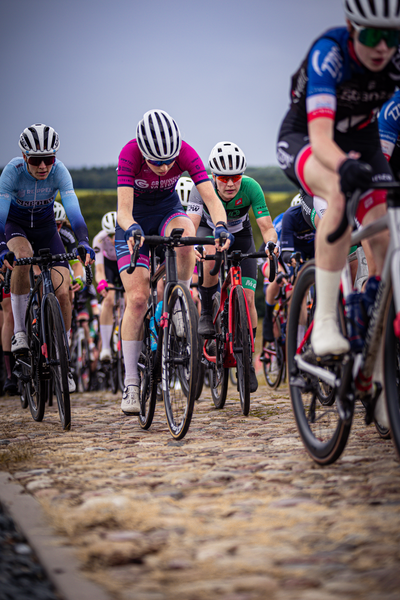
left=327, top=181, right=400, bottom=244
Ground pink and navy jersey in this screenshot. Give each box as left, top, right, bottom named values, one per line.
left=289, top=27, right=400, bottom=135
left=117, top=139, right=209, bottom=201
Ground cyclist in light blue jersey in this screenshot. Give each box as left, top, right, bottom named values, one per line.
left=0, top=124, right=95, bottom=392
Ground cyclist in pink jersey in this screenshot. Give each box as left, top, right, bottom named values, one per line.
left=116, top=109, right=232, bottom=415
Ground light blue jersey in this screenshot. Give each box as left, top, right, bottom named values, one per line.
left=0, top=157, right=89, bottom=244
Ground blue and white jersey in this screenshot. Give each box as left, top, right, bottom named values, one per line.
left=0, top=157, right=89, bottom=244
left=289, top=27, right=400, bottom=134
left=379, top=90, right=400, bottom=171
left=280, top=204, right=315, bottom=260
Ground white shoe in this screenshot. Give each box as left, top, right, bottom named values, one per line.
left=121, top=384, right=140, bottom=415
left=311, top=318, right=350, bottom=356
left=100, top=348, right=112, bottom=362
left=172, top=304, right=184, bottom=337
left=68, top=371, right=76, bottom=393
left=11, top=331, right=29, bottom=354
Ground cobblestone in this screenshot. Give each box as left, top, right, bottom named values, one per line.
left=0, top=377, right=400, bottom=600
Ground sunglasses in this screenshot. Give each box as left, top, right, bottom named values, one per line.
left=216, top=174, right=243, bottom=184
left=27, top=155, right=56, bottom=167
left=147, top=157, right=175, bottom=166
left=352, top=22, right=400, bottom=48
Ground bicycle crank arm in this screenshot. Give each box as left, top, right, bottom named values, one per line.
left=294, top=355, right=340, bottom=388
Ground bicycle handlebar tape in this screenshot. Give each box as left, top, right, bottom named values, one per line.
left=127, top=236, right=141, bottom=275
left=209, top=250, right=223, bottom=277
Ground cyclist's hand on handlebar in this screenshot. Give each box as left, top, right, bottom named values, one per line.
left=124, top=223, right=144, bottom=254
left=266, top=241, right=279, bottom=258
left=214, top=222, right=234, bottom=251
left=194, top=245, right=206, bottom=260
left=76, top=241, right=95, bottom=266
left=338, top=157, right=373, bottom=196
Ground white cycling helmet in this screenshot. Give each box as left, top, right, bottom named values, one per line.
left=136, top=109, right=181, bottom=161
left=343, top=0, right=400, bottom=27
left=102, top=211, right=117, bottom=234
left=208, top=141, right=247, bottom=176
left=290, top=193, right=302, bottom=207
left=19, top=123, right=60, bottom=155
left=175, top=177, right=194, bottom=209
left=54, top=201, right=66, bottom=222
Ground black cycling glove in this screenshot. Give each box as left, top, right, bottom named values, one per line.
left=338, top=158, right=373, bottom=196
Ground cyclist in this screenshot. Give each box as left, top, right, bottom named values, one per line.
left=116, top=110, right=232, bottom=415
left=276, top=0, right=400, bottom=358
left=0, top=123, right=95, bottom=391
left=187, top=141, right=278, bottom=393
left=54, top=201, right=85, bottom=294
left=93, top=211, right=121, bottom=362
left=379, top=89, right=400, bottom=180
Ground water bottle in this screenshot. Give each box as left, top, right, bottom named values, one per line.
left=150, top=316, right=157, bottom=351
left=155, top=301, right=163, bottom=325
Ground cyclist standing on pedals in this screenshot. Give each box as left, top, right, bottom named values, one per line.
left=116, top=110, right=232, bottom=415
left=276, top=0, right=400, bottom=361
left=0, top=124, right=95, bottom=392
left=93, top=211, right=121, bottom=363
left=187, top=141, right=278, bottom=393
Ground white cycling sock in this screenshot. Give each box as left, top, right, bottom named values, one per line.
left=122, top=339, right=142, bottom=386
left=11, top=293, right=30, bottom=334
left=312, top=267, right=349, bottom=355
left=100, top=324, right=113, bottom=352
left=178, top=279, right=191, bottom=290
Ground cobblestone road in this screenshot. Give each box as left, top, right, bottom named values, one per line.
left=1, top=375, right=400, bottom=600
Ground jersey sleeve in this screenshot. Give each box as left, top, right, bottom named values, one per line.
left=175, top=142, right=210, bottom=186
left=246, top=178, right=270, bottom=219
left=379, top=93, right=400, bottom=161
left=306, top=38, right=342, bottom=123
left=280, top=210, right=296, bottom=255
left=186, top=184, right=204, bottom=219
left=117, top=140, right=143, bottom=187
left=56, top=163, right=90, bottom=243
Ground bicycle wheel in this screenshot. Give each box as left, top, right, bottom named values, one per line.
left=44, top=294, right=71, bottom=430
left=209, top=293, right=229, bottom=409
left=287, top=260, right=353, bottom=465
left=162, top=284, right=198, bottom=439
left=23, top=304, right=47, bottom=421
left=193, top=311, right=205, bottom=401
left=232, top=286, right=251, bottom=416
left=229, top=368, right=237, bottom=386
left=383, top=296, right=400, bottom=457
left=138, top=318, right=157, bottom=430
left=263, top=338, right=284, bottom=389
left=74, top=333, right=91, bottom=393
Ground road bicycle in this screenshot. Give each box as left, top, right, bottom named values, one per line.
left=7, top=246, right=92, bottom=430
left=69, top=294, right=91, bottom=393
left=200, top=242, right=274, bottom=415
left=128, top=228, right=214, bottom=440
left=287, top=181, right=400, bottom=464
left=96, top=283, right=125, bottom=394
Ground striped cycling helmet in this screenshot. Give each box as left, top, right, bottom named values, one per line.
left=136, top=110, right=181, bottom=161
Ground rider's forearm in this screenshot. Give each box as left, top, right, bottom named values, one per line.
left=196, top=181, right=227, bottom=226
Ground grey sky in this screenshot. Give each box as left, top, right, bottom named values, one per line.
left=0, top=0, right=345, bottom=169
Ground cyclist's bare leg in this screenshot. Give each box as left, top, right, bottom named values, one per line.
left=360, top=204, right=389, bottom=276
left=120, top=266, right=149, bottom=342
left=303, top=155, right=352, bottom=355
left=164, top=216, right=196, bottom=284
left=51, top=266, right=73, bottom=331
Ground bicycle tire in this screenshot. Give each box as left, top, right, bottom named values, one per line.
left=229, top=368, right=237, bottom=386
left=24, top=303, right=46, bottom=421
left=232, top=286, right=251, bottom=416
left=286, top=260, right=353, bottom=465
left=383, top=296, right=400, bottom=457
left=209, top=293, right=229, bottom=409
left=193, top=311, right=205, bottom=401
left=44, top=294, right=71, bottom=430
left=73, top=333, right=90, bottom=393
left=263, top=336, right=284, bottom=389
left=162, top=284, right=198, bottom=439
left=138, top=318, right=157, bottom=430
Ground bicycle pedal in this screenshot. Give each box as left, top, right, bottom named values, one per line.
left=304, top=347, right=349, bottom=366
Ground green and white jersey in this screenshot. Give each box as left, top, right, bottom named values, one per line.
left=186, top=175, right=269, bottom=234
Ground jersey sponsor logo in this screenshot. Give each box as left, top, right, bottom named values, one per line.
left=235, top=198, right=243, bottom=206
left=277, top=141, right=294, bottom=170
left=135, top=179, right=149, bottom=189
left=292, top=67, right=307, bottom=104
left=228, top=210, right=241, bottom=217
left=311, top=45, right=342, bottom=80
left=187, top=204, right=200, bottom=212
left=384, top=100, right=400, bottom=122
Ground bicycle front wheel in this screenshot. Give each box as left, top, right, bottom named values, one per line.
left=44, top=294, right=71, bottom=430
left=263, top=336, right=284, bottom=389
left=209, top=293, right=229, bottom=410
left=232, top=286, right=251, bottom=416
left=287, top=261, right=352, bottom=465
left=162, top=284, right=198, bottom=439
left=384, top=296, right=400, bottom=458
left=138, top=318, right=157, bottom=430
